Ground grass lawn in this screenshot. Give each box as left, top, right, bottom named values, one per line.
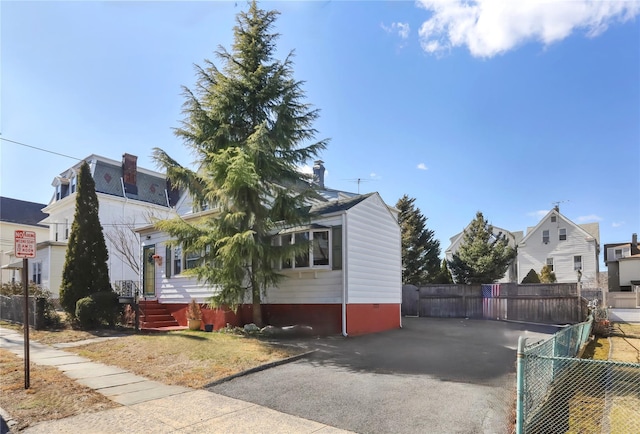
left=73, top=330, right=302, bottom=388
left=0, top=323, right=302, bottom=430
left=0, top=350, right=118, bottom=432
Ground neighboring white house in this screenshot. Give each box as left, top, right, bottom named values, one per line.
left=445, top=224, right=523, bottom=283
left=518, top=208, right=600, bottom=284
left=0, top=197, right=49, bottom=287
left=136, top=162, right=402, bottom=336
left=37, top=153, right=179, bottom=298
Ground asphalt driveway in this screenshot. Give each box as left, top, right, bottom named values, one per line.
left=208, top=317, right=558, bottom=434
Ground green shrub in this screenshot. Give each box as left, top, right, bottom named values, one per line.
left=521, top=269, right=541, bottom=284
left=91, top=291, right=119, bottom=327
left=75, top=297, right=98, bottom=329
left=75, top=291, right=120, bottom=329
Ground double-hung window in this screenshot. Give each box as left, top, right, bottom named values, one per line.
left=542, top=230, right=550, bottom=244
left=559, top=228, right=567, bottom=241
left=574, top=256, right=582, bottom=271
left=546, top=257, right=554, bottom=271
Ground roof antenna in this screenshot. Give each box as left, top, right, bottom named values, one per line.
left=551, top=200, right=569, bottom=212
left=343, top=178, right=374, bottom=194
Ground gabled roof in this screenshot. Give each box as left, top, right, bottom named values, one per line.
left=310, top=193, right=374, bottom=216
left=445, top=224, right=519, bottom=254
left=519, top=208, right=598, bottom=245
left=0, top=197, right=48, bottom=227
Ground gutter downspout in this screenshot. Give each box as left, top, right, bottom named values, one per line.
left=342, top=212, right=348, bottom=337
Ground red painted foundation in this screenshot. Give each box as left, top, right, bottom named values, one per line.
left=346, top=304, right=401, bottom=336
left=159, top=302, right=400, bottom=336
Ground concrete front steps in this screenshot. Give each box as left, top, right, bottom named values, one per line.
left=139, top=300, right=185, bottom=331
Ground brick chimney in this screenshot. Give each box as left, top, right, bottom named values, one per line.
left=122, top=153, right=138, bottom=186
left=313, top=160, right=325, bottom=189
left=632, top=233, right=639, bottom=255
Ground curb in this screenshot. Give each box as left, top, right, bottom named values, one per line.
left=0, top=406, right=17, bottom=434
left=203, top=350, right=316, bottom=388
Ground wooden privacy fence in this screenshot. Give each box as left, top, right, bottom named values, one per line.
left=402, top=283, right=584, bottom=324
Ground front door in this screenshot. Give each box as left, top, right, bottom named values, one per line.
left=142, top=245, right=156, bottom=297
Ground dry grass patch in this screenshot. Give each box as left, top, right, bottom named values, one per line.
left=0, top=349, right=118, bottom=431
left=73, top=330, right=301, bottom=388
left=610, top=322, right=640, bottom=364
left=0, top=320, right=133, bottom=345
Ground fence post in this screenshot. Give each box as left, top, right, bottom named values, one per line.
left=516, top=336, right=526, bottom=434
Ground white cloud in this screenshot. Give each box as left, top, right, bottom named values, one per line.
left=382, top=22, right=411, bottom=39
left=370, top=172, right=378, bottom=178
left=527, top=210, right=549, bottom=220
left=577, top=214, right=603, bottom=223
left=297, top=164, right=313, bottom=175
left=416, top=0, right=640, bottom=57
left=612, top=221, right=625, bottom=228
left=417, top=163, right=428, bottom=170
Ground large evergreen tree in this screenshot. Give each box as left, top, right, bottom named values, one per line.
left=447, top=212, right=516, bottom=284
left=396, top=195, right=440, bottom=285
left=59, top=161, right=112, bottom=319
left=153, top=1, right=326, bottom=326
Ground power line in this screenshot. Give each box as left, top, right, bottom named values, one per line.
left=0, top=137, right=82, bottom=161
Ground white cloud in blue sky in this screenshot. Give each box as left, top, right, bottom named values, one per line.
left=417, top=0, right=640, bottom=57
left=417, top=163, right=428, bottom=171
left=528, top=210, right=549, bottom=220
left=612, top=221, right=625, bottom=228
left=381, top=22, right=410, bottom=39
left=577, top=214, right=603, bottom=223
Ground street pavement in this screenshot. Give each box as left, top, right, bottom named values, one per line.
left=0, top=327, right=351, bottom=434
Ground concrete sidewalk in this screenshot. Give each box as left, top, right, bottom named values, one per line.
left=0, top=327, right=350, bottom=433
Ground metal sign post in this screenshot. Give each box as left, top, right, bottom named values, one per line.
left=15, top=230, right=36, bottom=390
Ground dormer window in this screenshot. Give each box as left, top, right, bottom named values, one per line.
left=70, top=176, right=77, bottom=194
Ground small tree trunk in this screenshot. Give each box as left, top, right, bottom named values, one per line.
left=252, top=289, right=262, bottom=327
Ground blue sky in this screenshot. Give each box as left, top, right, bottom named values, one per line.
left=2, top=1, right=638, bottom=267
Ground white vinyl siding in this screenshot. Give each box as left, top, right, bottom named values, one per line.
left=344, top=195, right=401, bottom=304
left=518, top=214, right=598, bottom=284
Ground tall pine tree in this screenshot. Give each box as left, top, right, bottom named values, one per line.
left=447, top=211, right=516, bottom=284
left=396, top=195, right=441, bottom=285
left=59, top=161, right=112, bottom=319
left=153, top=1, right=326, bottom=326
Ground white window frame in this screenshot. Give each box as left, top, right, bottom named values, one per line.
left=559, top=228, right=567, bottom=241
left=32, top=262, right=42, bottom=285
left=551, top=216, right=556, bottom=223
left=277, top=229, right=331, bottom=271
left=546, top=257, right=554, bottom=271
left=574, top=255, right=582, bottom=271
left=614, top=249, right=623, bottom=259
left=542, top=230, right=550, bottom=244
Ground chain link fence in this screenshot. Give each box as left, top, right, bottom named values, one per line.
left=516, top=313, right=640, bottom=433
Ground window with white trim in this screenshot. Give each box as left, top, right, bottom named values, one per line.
left=546, top=257, right=554, bottom=271
left=551, top=216, right=556, bottom=223
left=614, top=249, right=623, bottom=259
left=542, top=230, right=550, bottom=244
left=70, top=176, right=77, bottom=194
left=574, top=255, right=582, bottom=271
left=185, top=250, right=201, bottom=270
left=559, top=228, right=567, bottom=241
left=277, top=228, right=333, bottom=270
left=32, top=262, right=42, bottom=285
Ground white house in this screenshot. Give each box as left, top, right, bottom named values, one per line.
left=136, top=162, right=402, bottom=336
left=603, top=234, right=640, bottom=308
left=518, top=207, right=600, bottom=284
left=445, top=224, right=523, bottom=283
left=37, top=153, right=179, bottom=298
left=0, top=197, right=50, bottom=286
